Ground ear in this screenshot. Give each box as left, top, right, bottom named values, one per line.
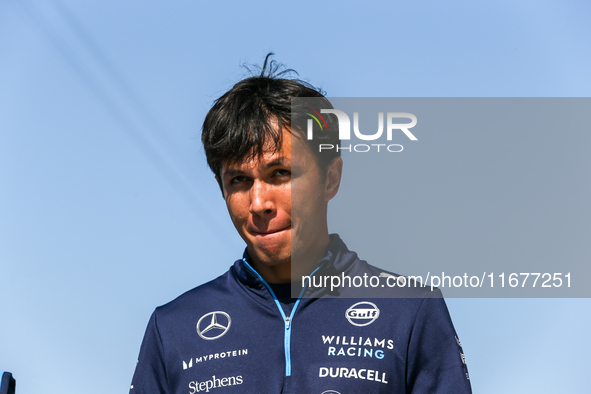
left=215, top=175, right=225, bottom=198
left=324, top=157, right=343, bottom=202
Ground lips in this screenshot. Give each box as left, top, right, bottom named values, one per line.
left=251, top=225, right=291, bottom=236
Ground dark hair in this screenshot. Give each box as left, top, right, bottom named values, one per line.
left=201, top=53, right=340, bottom=179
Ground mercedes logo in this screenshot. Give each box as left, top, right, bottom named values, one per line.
left=196, top=311, right=231, bottom=340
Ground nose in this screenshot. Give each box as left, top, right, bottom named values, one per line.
left=249, top=180, right=275, bottom=217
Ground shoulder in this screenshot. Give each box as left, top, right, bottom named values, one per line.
left=152, top=266, right=237, bottom=323
left=330, top=257, right=442, bottom=300
left=321, top=234, right=441, bottom=300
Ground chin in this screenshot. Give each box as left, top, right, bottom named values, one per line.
left=251, top=237, right=289, bottom=254
left=248, top=242, right=290, bottom=265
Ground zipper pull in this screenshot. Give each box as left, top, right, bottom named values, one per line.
left=285, top=316, right=291, bottom=329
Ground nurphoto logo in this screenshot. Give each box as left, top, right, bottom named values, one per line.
left=305, top=108, right=418, bottom=153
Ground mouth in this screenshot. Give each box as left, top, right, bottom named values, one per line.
left=252, top=225, right=291, bottom=236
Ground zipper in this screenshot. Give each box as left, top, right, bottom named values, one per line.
left=242, top=258, right=322, bottom=376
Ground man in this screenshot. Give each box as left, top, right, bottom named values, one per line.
left=130, top=55, right=472, bottom=393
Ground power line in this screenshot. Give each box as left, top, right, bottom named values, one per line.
left=13, top=0, right=229, bottom=236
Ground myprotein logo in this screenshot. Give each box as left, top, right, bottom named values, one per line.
left=197, top=311, right=231, bottom=340
left=183, top=358, right=193, bottom=370
left=182, top=349, right=248, bottom=370
left=306, top=109, right=417, bottom=153
left=345, top=302, right=380, bottom=326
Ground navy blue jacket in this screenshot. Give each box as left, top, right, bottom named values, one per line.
left=130, top=235, right=471, bottom=393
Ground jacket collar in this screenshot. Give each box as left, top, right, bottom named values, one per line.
left=231, top=234, right=360, bottom=298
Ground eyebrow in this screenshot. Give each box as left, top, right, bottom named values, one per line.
left=222, top=158, right=289, bottom=179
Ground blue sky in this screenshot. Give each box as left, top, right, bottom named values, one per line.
left=1, top=0, right=590, bottom=392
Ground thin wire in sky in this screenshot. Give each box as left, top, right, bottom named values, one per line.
left=12, top=0, right=228, bottom=236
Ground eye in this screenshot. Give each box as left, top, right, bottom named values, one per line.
left=274, top=169, right=291, bottom=177
left=230, top=175, right=249, bottom=184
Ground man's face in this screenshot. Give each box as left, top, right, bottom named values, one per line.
left=218, top=129, right=340, bottom=274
